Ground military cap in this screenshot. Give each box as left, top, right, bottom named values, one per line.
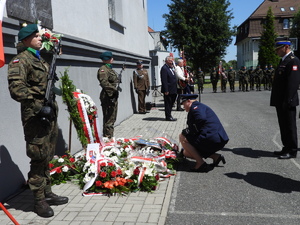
left=274, top=40, right=291, bottom=50
left=99, top=51, right=113, bottom=60
left=136, top=60, right=143, bottom=65
left=18, top=24, right=39, bottom=41
left=180, top=94, right=198, bottom=104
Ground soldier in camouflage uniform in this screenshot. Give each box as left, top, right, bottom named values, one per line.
left=97, top=51, right=119, bottom=138
left=7, top=24, right=68, bottom=218
left=196, top=67, right=205, bottom=94
left=248, top=66, right=255, bottom=91
left=266, top=64, right=275, bottom=91
left=238, top=66, right=249, bottom=92
left=263, top=65, right=269, bottom=90
left=254, top=65, right=263, bottom=91
left=210, top=67, right=219, bottom=93
left=227, top=66, right=236, bottom=92
left=220, top=67, right=228, bottom=92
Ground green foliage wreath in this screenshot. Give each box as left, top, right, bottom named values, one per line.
left=60, top=69, right=88, bottom=148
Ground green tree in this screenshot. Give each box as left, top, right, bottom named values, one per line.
left=162, top=0, right=235, bottom=72
left=258, top=7, right=279, bottom=68
left=290, top=10, right=300, bottom=58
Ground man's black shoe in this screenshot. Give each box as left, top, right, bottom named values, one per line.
left=274, top=150, right=288, bottom=156
left=278, top=153, right=297, bottom=159
left=34, top=200, right=54, bottom=218
left=166, top=117, right=177, bottom=121
left=176, top=108, right=184, bottom=111
left=45, top=192, right=69, bottom=205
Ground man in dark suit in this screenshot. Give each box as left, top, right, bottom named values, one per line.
left=271, top=39, right=300, bottom=159
left=160, top=56, right=177, bottom=121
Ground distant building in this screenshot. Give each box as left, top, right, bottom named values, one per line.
left=235, top=0, right=300, bottom=68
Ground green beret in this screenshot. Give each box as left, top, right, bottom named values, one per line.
left=18, top=24, right=39, bottom=41
left=99, top=51, right=113, bottom=60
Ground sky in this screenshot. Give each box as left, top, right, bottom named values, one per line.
left=147, top=0, right=264, bottom=62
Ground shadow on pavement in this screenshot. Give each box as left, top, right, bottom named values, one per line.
left=222, top=147, right=274, bottom=158
left=225, top=172, right=300, bottom=193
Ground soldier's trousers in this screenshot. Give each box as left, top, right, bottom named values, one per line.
left=101, top=97, right=118, bottom=138
left=24, top=116, right=58, bottom=201
left=137, top=90, right=146, bottom=113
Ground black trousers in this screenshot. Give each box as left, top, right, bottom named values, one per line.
left=276, top=106, right=298, bottom=151
left=163, top=93, right=177, bottom=119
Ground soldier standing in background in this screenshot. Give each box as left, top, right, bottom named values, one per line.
left=263, top=65, right=269, bottom=90
left=196, top=67, right=205, bottom=94
left=267, top=64, right=275, bottom=91
left=7, top=24, right=68, bottom=218
left=220, top=67, right=228, bottom=93
left=238, top=66, right=248, bottom=92
left=254, top=65, right=263, bottom=91
left=227, top=66, right=236, bottom=92
left=133, top=60, right=150, bottom=114
left=210, top=67, right=218, bottom=93
left=97, top=51, right=119, bottom=138
left=248, top=66, right=255, bottom=91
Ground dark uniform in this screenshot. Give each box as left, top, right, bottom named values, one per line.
left=97, top=52, right=119, bottom=138
left=227, top=67, right=236, bottom=92
left=271, top=40, right=300, bottom=159
left=183, top=96, right=229, bottom=158
left=7, top=24, right=67, bottom=218
left=210, top=67, right=218, bottom=93
left=133, top=60, right=150, bottom=114
left=196, top=68, right=205, bottom=94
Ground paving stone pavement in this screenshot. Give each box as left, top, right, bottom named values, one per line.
left=0, top=96, right=186, bottom=225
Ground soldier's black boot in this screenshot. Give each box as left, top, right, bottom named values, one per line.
left=34, top=199, right=54, bottom=217
left=45, top=192, right=69, bottom=205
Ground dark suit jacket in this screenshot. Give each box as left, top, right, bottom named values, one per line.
left=270, top=52, right=300, bottom=107
left=160, top=64, right=177, bottom=94
left=186, top=101, right=229, bottom=148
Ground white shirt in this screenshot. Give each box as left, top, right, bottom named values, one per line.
left=174, top=65, right=186, bottom=81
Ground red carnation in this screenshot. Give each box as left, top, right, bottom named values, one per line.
left=133, top=168, right=140, bottom=175
left=100, top=162, right=106, bottom=167
left=69, top=158, right=75, bottom=163
left=95, top=181, right=102, bottom=187
left=110, top=171, right=117, bottom=178
left=56, top=167, right=62, bottom=173
left=49, top=163, right=54, bottom=169
left=100, top=172, right=107, bottom=178
left=117, top=169, right=122, bottom=175
left=108, top=162, right=114, bottom=167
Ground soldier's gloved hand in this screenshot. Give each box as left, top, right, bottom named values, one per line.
left=38, top=105, right=54, bottom=119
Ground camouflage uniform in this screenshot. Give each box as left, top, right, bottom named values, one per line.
left=254, top=66, right=263, bottom=91
left=238, top=67, right=249, bottom=92
left=97, top=64, right=119, bottom=138
left=210, top=68, right=219, bottom=93
left=196, top=69, right=205, bottom=94
left=266, top=65, right=275, bottom=91
left=248, top=67, right=255, bottom=91
left=227, top=68, right=236, bottom=92
left=7, top=49, right=58, bottom=202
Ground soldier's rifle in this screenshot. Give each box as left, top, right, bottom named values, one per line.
left=117, top=59, right=126, bottom=92
left=40, top=38, right=62, bottom=125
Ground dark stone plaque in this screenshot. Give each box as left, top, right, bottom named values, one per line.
left=6, top=0, right=53, bottom=29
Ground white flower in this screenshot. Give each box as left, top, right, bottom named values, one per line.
left=110, top=156, right=119, bottom=163
left=58, top=158, right=64, bottom=163
left=83, top=174, right=92, bottom=183
left=62, top=166, right=69, bottom=172
left=89, top=164, right=97, bottom=173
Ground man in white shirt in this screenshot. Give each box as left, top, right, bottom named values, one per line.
left=174, top=59, right=188, bottom=111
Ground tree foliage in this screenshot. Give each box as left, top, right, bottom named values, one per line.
left=162, top=0, right=235, bottom=72
left=290, top=9, right=300, bottom=58
left=258, top=7, right=279, bottom=68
